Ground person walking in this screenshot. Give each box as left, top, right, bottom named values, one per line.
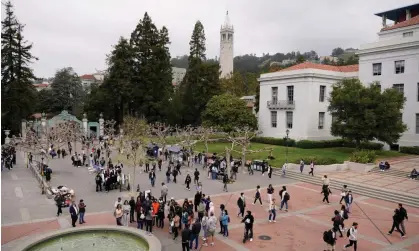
left=388, top=209, right=405, bottom=238
left=145, top=206, right=153, bottom=234
left=331, top=210, right=343, bottom=237
left=173, top=168, right=178, bottom=183
left=242, top=210, right=254, bottom=243
left=161, top=183, right=168, bottom=204
left=202, top=212, right=217, bottom=247
left=149, top=170, right=156, bottom=187
left=181, top=224, right=192, bottom=251
left=308, top=160, right=314, bottom=176
left=173, top=213, right=180, bottom=240
left=267, top=184, right=274, bottom=203
left=78, top=199, right=86, bottom=224
left=221, top=210, right=230, bottom=237
left=194, top=191, right=202, bottom=212
left=237, top=193, right=246, bottom=218
left=166, top=169, right=171, bottom=183
left=267, top=164, right=273, bottom=179
left=282, top=162, right=287, bottom=177
left=339, top=185, right=348, bottom=204
left=56, top=196, right=63, bottom=217
left=268, top=198, right=277, bottom=223
left=279, top=186, right=290, bottom=212
left=343, top=222, right=358, bottom=250
left=323, top=227, right=336, bottom=251
left=345, top=191, right=354, bottom=213
left=222, top=173, right=228, bottom=192
left=190, top=219, right=201, bottom=250
left=252, top=185, right=263, bottom=206
left=95, top=173, right=103, bottom=192
left=321, top=185, right=332, bottom=204
left=299, top=159, right=304, bottom=173
left=194, top=168, right=200, bottom=185
left=398, top=203, right=408, bottom=235
left=185, top=174, right=192, bottom=191
left=69, top=201, right=78, bottom=227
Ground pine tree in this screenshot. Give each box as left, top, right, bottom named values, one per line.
left=179, top=21, right=221, bottom=125
left=1, top=1, right=37, bottom=133
left=129, top=12, right=173, bottom=122
left=50, top=67, right=83, bottom=114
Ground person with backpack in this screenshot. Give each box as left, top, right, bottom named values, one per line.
left=398, top=203, right=408, bottom=235
left=181, top=223, right=192, bottom=251
left=221, top=210, right=230, bottom=237
left=331, top=210, right=343, bottom=237
left=222, top=173, right=228, bottom=192
left=387, top=208, right=405, bottom=238
left=323, top=227, right=336, bottom=251
left=279, top=186, right=290, bottom=212
left=253, top=185, right=263, bottom=206
left=321, top=185, right=332, bottom=204
left=343, top=222, right=358, bottom=250
left=340, top=204, right=349, bottom=231
left=193, top=168, right=200, bottom=185
left=190, top=219, right=201, bottom=250
left=241, top=210, right=254, bottom=243
left=345, top=191, right=354, bottom=213
left=268, top=198, right=277, bottom=223
left=173, top=168, right=178, bottom=183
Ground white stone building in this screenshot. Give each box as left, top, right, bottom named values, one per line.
left=219, top=11, right=234, bottom=79
left=357, top=4, right=419, bottom=147
left=172, top=67, right=186, bottom=86
left=258, top=62, right=358, bottom=140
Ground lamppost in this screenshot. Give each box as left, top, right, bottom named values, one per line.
left=285, top=129, right=290, bottom=163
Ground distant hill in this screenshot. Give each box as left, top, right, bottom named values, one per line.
left=171, top=48, right=358, bottom=74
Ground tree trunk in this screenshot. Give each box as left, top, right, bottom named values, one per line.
left=241, top=146, right=246, bottom=174
left=225, top=147, right=231, bottom=178
left=204, top=140, right=209, bottom=154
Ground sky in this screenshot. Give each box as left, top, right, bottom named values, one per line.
left=3, top=0, right=418, bottom=78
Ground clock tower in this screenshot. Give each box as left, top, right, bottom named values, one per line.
left=220, top=11, right=234, bottom=79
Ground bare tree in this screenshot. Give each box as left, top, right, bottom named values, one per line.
left=175, top=125, right=200, bottom=154
left=196, top=126, right=215, bottom=154
left=120, top=116, right=150, bottom=193
left=150, top=122, right=171, bottom=156
left=104, top=119, right=117, bottom=139
left=228, top=126, right=273, bottom=173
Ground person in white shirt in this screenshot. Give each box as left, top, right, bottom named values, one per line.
left=282, top=163, right=287, bottom=177
left=268, top=198, right=277, bottom=223
left=343, top=222, right=358, bottom=251
left=114, top=197, right=122, bottom=209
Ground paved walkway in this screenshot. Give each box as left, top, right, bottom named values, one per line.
left=2, top=181, right=419, bottom=251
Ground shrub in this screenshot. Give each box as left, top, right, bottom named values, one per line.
left=295, top=139, right=345, bottom=149
left=400, top=146, right=419, bottom=155
left=290, top=156, right=341, bottom=165
left=349, top=150, right=376, bottom=163
left=251, top=136, right=296, bottom=147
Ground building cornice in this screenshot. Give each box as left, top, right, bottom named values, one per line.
left=378, top=24, right=419, bottom=36
left=357, top=40, right=419, bottom=56
left=258, top=72, right=357, bottom=83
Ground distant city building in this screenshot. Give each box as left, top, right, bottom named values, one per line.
left=357, top=3, right=419, bottom=147
left=240, top=95, right=257, bottom=115
left=319, top=56, right=339, bottom=63
left=280, top=59, right=296, bottom=66
left=33, top=82, right=50, bottom=91
left=258, top=62, right=358, bottom=140
left=220, top=11, right=234, bottom=78
left=172, top=67, right=186, bottom=86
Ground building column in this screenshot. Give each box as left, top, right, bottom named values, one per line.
left=99, top=113, right=104, bottom=137
left=82, top=113, right=88, bottom=137
left=406, top=9, right=411, bottom=20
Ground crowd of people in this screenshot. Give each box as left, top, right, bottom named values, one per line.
left=1, top=144, right=16, bottom=171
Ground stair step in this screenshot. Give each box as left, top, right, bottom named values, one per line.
left=272, top=171, right=419, bottom=207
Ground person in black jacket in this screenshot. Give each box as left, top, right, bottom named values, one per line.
left=194, top=168, right=200, bottom=185
left=242, top=210, right=254, bottom=243
left=185, top=174, right=192, bottom=190
left=237, top=193, right=246, bottom=218
left=331, top=210, right=343, bottom=237
left=190, top=220, right=201, bottom=250
left=222, top=173, right=228, bottom=192
left=129, top=197, right=136, bottom=223
left=388, top=209, right=405, bottom=237
left=321, top=185, right=332, bottom=204
left=194, top=191, right=201, bottom=212
left=173, top=169, right=178, bottom=183
left=398, top=203, right=408, bottom=234
left=181, top=224, right=192, bottom=251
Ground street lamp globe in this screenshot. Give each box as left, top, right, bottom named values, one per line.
left=286, top=129, right=290, bottom=137
left=41, top=112, right=46, bottom=118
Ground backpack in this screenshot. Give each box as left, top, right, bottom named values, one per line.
left=323, top=230, right=333, bottom=244
left=346, top=228, right=351, bottom=237
left=284, top=192, right=290, bottom=201
left=343, top=210, right=349, bottom=220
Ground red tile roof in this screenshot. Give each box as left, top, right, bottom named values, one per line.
left=278, top=62, right=359, bottom=73
left=382, top=15, right=419, bottom=31
left=80, top=74, right=96, bottom=80
left=33, top=83, right=49, bottom=87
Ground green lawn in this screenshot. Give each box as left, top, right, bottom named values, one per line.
left=192, top=142, right=406, bottom=167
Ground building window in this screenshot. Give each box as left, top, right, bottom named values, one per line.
left=416, top=114, right=419, bottom=134
left=271, top=111, right=277, bottom=128
left=287, top=86, right=294, bottom=104
left=395, top=60, right=405, bottom=74
left=403, top=31, right=413, bottom=37
left=373, top=63, right=382, bottom=76
left=286, top=111, right=293, bottom=129
left=318, top=112, right=325, bottom=129
left=271, top=87, right=278, bottom=103
left=319, top=85, right=326, bottom=102
left=393, top=84, right=404, bottom=94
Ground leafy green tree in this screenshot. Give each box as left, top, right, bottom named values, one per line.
left=254, top=85, right=260, bottom=114
left=1, top=1, right=37, bottom=133
left=202, top=93, right=257, bottom=133
left=50, top=67, right=84, bottom=115
left=331, top=47, right=345, bottom=57
left=179, top=21, right=221, bottom=125
left=296, top=54, right=305, bottom=63
left=328, top=79, right=407, bottom=147
left=34, top=89, right=55, bottom=113
left=129, top=12, right=173, bottom=122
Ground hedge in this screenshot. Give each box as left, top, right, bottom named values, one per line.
left=349, top=150, right=376, bottom=163
left=400, top=146, right=419, bottom=155
left=290, top=156, right=341, bottom=165
left=251, top=137, right=296, bottom=147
